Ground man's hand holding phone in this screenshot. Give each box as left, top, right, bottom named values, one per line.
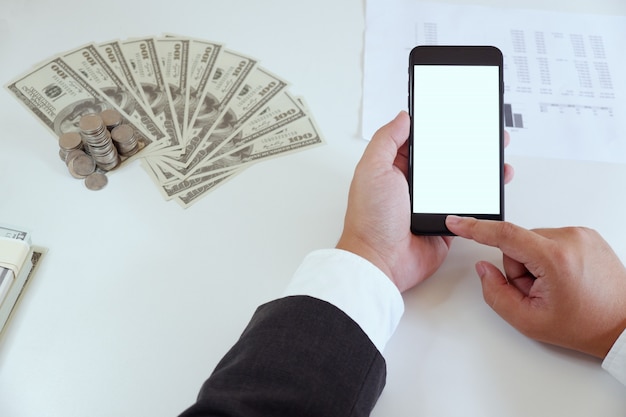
left=337, top=112, right=454, bottom=292
left=337, top=45, right=513, bottom=292
left=336, top=111, right=513, bottom=293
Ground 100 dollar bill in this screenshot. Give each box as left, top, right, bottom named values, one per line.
left=160, top=111, right=323, bottom=207
left=120, top=37, right=184, bottom=152
left=6, top=57, right=154, bottom=156
left=184, top=38, right=222, bottom=137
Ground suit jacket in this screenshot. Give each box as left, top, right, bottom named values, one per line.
left=179, top=295, right=387, bottom=417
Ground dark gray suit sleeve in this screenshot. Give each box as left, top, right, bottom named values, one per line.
left=178, top=295, right=387, bottom=417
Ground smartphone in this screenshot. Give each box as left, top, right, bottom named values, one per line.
left=408, top=45, right=504, bottom=235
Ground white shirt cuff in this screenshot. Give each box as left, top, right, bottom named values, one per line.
left=282, top=249, right=404, bottom=353
left=602, top=328, right=626, bottom=385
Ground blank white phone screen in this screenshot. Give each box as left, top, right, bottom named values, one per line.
left=412, top=64, right=500, bottom=214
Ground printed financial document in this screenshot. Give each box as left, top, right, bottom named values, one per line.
left=362, top=1, right=626, bottom=164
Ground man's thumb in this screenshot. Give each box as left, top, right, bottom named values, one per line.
left=476, top=261, right=528, bottom=327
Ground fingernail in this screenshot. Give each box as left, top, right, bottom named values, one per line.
left=475, top=262, right=487, bottom=278
left=394, top=110, right=408, bottom=123
left=446, top=215, right=462, bottom=226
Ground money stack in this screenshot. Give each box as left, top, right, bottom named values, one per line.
left=0, top=224, right=45, bottom=338
left=6, top=34, right=325, bottom=208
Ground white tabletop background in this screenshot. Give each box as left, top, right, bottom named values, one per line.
left=1, top=0, right=626, bottom=416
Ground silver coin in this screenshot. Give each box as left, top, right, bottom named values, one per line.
left=111, top=124, right=134, bottom=143
left=65, top=149, right=86, bottom=165
left=100, top=109, right=123, bottom=131
left=69, top=154, right=96, bottom=178
left=67, top=161, right=87, bottom=179
left=79, top=114, right=104, bottom=135
left=84, top=172, right=108, bottom=191
left=58, top=131, right=83, bottom=151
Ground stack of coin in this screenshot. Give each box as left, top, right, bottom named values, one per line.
left=100, top=109, right=123, bottom=132
left=79, top=114, right=119, bottom=171
left=111, top=124, right=140, bottom=157
left=58, top=132, right=83, bottom=162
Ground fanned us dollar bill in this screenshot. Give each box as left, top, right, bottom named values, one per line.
left=5, top=34, right=325, bottom=208
left=170, top=110, right=323, bottom=208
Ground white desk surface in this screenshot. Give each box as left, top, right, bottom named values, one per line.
left=1, top=0, right=626, bottom=416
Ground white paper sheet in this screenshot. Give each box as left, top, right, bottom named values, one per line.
left=362, top=1, right=626, bottom=164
